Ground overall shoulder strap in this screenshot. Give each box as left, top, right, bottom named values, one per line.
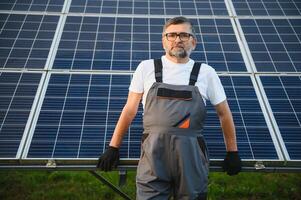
left=154, top=59, right=163, bottom=83
left=189, top=62, right=201, bottom=86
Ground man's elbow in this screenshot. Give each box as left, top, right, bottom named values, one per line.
left=122, top=104, right=138, bottom=119
left=215, top=100, right=233, bottom=119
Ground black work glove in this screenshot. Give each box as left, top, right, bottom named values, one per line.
left=222, top=151, right=242, bottom=176
left=97, top=146, right=119, bottom=171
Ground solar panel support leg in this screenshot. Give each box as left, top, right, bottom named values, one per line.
left=89, top=171, right=133, bottom=200
left=119, top=169, right=127, bottom=187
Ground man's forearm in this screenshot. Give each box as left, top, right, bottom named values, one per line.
left=215, top=101, right=238, bottom=152
left=109, top=106, right=137, bottom=148
left=220, top=112, right=237, bottom=152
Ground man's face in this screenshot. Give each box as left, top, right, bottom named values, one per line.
left=162, top=23, right=197, bottom=60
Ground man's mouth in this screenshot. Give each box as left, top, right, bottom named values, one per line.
left=172, top=46, right=184, bottom=49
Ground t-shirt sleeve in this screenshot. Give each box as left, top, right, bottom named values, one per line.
left=129, top=61, right=144, bottom=93
left=207, top=69, right=227, bottom=105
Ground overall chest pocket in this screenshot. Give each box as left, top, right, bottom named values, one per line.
left=155, top=87, right=194, bottom=128
left=157, top=87, right=192, bottom=101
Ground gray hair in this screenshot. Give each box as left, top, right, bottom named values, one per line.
left=162, top=16, right=196, bottom=37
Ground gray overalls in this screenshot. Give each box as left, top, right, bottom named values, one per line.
left=136, top=59, right=209, bottom=200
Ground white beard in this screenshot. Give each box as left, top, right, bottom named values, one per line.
left=168, top=48, right=188, bottom=58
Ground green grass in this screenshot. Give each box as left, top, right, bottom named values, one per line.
left=208, top=172, right=301, bottom=200
left=1, top=171, right=301, bottom=200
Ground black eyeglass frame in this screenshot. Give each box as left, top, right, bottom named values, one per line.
left=164, top=32, right=195, bottom=41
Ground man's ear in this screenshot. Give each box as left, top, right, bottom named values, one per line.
left=192, top=37, right=197, bottom=50
left=162, top=36, right=166, bottom=50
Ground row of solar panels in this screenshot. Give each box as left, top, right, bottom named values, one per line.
left=0, top=13, right=300, bottom=72
left=0, top=71, right=300, bottom=167
left=1, top=0, right=300, bottom=16
left=0, top=0, right=300, bottom=170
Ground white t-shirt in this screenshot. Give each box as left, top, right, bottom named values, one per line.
left=129, top=56, right=226, bottom=108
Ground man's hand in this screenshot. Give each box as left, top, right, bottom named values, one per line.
left=97, top=146, right=120, bottom=171
left=222, top=151, right=241, bottom=176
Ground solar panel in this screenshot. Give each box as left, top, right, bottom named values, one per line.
left=24, top=73, right=143, bottom=160
left=239, top=18, right=301, bottom=72
left=205, top=75, right=281, bottom=160
left=0, top=0, right=65, bottom=12
left=53, top=16, right=247, bottom=72
left=0, top=14, right=59, bottom=69
left=232, top=0, right=301, bottom=16
left=22, top=73, right=282, bottom=165
left=69, top=0, right=229, bottom=15
left=0, top=71, right=43, bottom=159
left=258, top=75, right=301, bottom=161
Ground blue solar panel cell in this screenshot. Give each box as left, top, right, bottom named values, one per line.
left=69, top=0, right=228, bottom=15
left=0, top=14, right=59, bottom=69
left=0, top=72, right=42, bottom=158
left=0, top=0, right=64, bottom=12
left=53, top=16, right=247, bottom=72
left=240, top=18, right=301, bottom=72
left=26, top=74, right=279, bottom=160
left=207, top=76, right=279, bottom=159
left=232, top=0, right=301, bottom=16
left=26, top=73, right=134, bottom=158
left=260, top=76, right=301, bottom=160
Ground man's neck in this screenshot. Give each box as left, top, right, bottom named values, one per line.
left=165, top=54, right=189, bottom=64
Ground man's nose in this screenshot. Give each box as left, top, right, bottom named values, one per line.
left=174, top=35, right=182, bottom=42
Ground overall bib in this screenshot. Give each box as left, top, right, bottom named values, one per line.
left=136, top=59, right=209, bottom=200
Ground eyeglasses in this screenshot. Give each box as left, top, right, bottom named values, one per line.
left=164, top=32, right=194, bottom=42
